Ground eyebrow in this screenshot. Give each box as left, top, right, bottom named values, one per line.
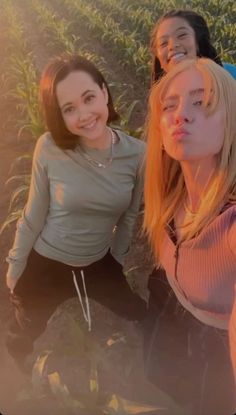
left=60, top=89, right=95, bottom=110
left=157, top=26, right=192, bottom=41
left=163, top=88, right=205, bottom=101
left=175, top=26, right=192, bottom=33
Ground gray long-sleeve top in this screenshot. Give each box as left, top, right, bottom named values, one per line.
left=6, top=129, right=145, bottom=287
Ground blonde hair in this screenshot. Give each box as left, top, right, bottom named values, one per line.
left=144, top=58, right=236, bottom=260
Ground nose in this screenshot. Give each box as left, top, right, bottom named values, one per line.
left=76, top=107, right=90, bottom=123
left=174, top=101, right=194, bottom=124
left=168, top=36, right=180, bottom=51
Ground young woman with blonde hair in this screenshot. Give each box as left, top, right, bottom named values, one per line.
left=144, top=58, right=236, bottom=414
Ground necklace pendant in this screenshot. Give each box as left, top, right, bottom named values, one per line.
left=78, top=127, right=115, bottom=168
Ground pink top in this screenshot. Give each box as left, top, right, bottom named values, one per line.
left=229, top=293, right=236, bottom=383
left=160, top=205, right=236, bottom=326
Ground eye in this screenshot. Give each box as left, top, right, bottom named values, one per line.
left=160, top=41, right=168, bottom=48
left=193, top=100, right=203, bottom=107
left=158, top=39, right=168, bottom=48
left=63, top=106, right=75, bottom=114
left=84, top=94, right=95, bottom=104
left=177, top=32, right=188, bottom=39
left=162, top=103, right=176, bottom=111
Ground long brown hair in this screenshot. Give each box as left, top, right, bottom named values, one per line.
left=40, top=54, right=119, bottom=149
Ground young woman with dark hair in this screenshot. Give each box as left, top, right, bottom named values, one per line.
left=6, top=54, right=146, bottom=370
left=150, top=9, right=236, bottom=83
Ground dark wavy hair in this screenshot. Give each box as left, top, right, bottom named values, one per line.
left=40, top=55, right=119, bottom=149
left=150, top=9, right=223, bottom=83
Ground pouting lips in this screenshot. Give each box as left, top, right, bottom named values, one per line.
left=172, top=128, right=190, bottom=140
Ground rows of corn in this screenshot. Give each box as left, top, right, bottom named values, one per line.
left=1, top=0, right=235, bottom=412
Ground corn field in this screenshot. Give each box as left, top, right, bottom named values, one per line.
left=0, top=0, right=235, bottom=413
left=1, top=0, right=235, bottom=227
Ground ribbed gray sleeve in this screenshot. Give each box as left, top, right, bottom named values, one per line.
left=6, top=138, right=50, bottom=282
left=110, top=160, right=144, bottom=265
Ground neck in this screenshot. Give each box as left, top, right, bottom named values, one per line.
left=180, top=158, right=217, bottom=211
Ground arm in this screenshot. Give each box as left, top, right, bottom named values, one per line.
left=110, top=157, right=144, bottom=266
left=6, top=136, right=50, bottom=289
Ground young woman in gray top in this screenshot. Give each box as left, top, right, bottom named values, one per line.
left=6, top=55, right=146, bottom=370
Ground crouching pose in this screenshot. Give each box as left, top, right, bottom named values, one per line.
left=6, top=55, right=146, bottom=370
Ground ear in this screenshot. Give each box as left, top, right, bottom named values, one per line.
left=102, top=83, right=109, bottom=104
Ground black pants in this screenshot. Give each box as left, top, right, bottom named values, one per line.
left=7, top=249, right=146, bottom=362
left=144, top=268, right=236, bottom=415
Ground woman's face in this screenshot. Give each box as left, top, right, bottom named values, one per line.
left=160, top=67, right=224, bottom=165
left=155, top=17, right=198, bottom=72
left=56, top=70, right=109, bottom=147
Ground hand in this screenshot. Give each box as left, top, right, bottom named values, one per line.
left=6, top=275, right=18, bottom=292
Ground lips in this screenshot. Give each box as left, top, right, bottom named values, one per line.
left=172, top=128, right=190, bottom=140
left=168, top=52, right=186, bottom=64
left=79, top=118, right=97, bottom=130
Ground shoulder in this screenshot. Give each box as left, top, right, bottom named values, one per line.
left=223, top=62, right=236, bottom=80
left=114, top=128, right=146, bottom=155
left=35, top=132, right=56, bottom=152
left=32, top=132, right=60, bottom=170
left=33, top=132, right=60, bottom=160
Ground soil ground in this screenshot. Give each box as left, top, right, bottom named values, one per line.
left=0, top=13, right=35, bottom=412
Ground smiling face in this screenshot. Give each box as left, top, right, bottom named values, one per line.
left=160, top=67, right=224, bottom=165
left=156, top=17, right=198, bottom=72
left=56, top=70, right=109, bottom=147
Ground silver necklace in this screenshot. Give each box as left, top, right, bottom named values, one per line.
left=78, top=128, right=116, bottom=168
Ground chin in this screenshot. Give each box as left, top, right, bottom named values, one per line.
left=169, top=151, right=192, bottom=162
left=168, top=57, right=187, bottom=70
